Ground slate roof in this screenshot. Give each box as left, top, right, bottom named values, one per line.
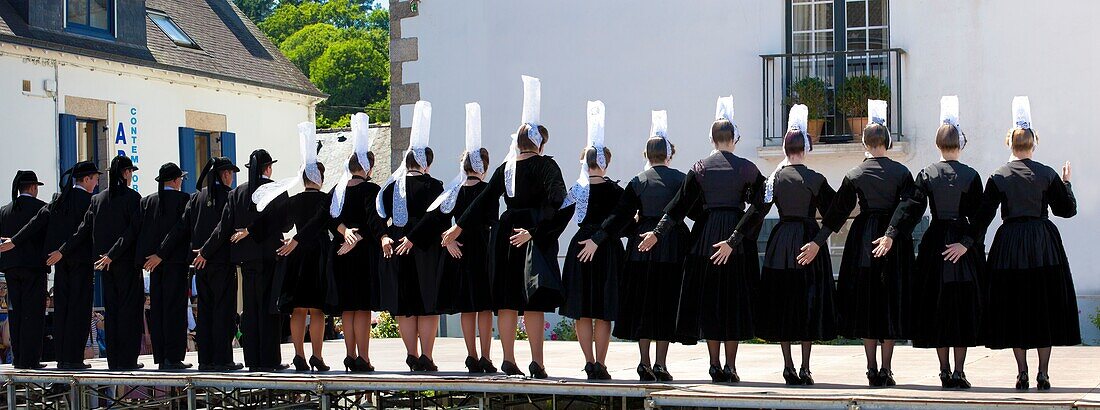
left=0, top=0, right=325, bottom=98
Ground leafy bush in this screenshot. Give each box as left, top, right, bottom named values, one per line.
left=784, top=77, right=829, bottom=120
left=370, top=311, right=400, bottom=339
left=1091, top=306, right=1100, bottom=333
left=836, top=75, right=890, bottom=117
left=552, top=318, right=578, bottom=341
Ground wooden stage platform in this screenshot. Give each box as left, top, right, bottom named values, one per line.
left=3, top=338, right=1100, bottom=409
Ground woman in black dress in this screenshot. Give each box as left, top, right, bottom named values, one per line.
left=639, top=97, right=764, bottom=383
left=328, top=113, right=384, bottom=373
left=380, top=101, right=447, bottom=372
left=974, top=96, right=1077, bottom=391
left=809, top=100, right=914, bottom=387
left=577, top=110, right=691, bottom=382
left=752, top=105, right=837, bottom=386
left=559, top=100, right=623, bottom=380
left=442, top=76, right=568, bottom=379
left=875, top=97, right=983, bottom=389
left=419, top=103, right=499, bottom=374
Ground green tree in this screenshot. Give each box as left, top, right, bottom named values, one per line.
left=258, top=1, right=324, bottom=44
left=279, top=23, right=342, bottom=76
left=233, top=0, right=277, bottom=22
left=309, top=37, right=389, bottom=107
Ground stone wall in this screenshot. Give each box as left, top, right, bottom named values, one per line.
left=316, top=125, right=392, bottom=187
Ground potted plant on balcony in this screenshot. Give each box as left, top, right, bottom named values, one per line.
left=837, top=75, right=891, bottom=136
left=784, top=77, right=828, bottom=143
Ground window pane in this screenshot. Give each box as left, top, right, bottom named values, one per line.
left=846, top=0, right=866, bottom=29
left=816, top=31, right=834, bottom=53
left=89, top=0, right=109, bottom=30
left=814, top=3, right=833, bottom=30
left=67, top=0, right=87, bottom=26
left=793, top=33, right=813, bottom=54
left=847, top=30, right=866, bottom=51
left=868, top=28, right=887, bottom=49
left=76, top=120, right=96, bottom=162
left=868, top=0, right=887, bottom=26
left=792, top=4, right=812, bottom=31
left=150, top=13, right=198, bottom=48
left=195, top=133, right=210, bottom=173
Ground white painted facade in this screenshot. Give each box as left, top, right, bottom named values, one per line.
left=399, top=0, right=1100, bottom=341
left=0, top=43, right=322, bottom=200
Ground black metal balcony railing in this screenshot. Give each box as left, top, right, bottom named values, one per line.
left=760, top=48, right=906, bottom=147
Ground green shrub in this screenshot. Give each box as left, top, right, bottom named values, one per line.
left=552, top=318, right=578, bottom=341
left=836, top=75, right=890, bottom=117
left=784, top=77, right=829, bottom=120
left=370, top=311, right=400, bottom=339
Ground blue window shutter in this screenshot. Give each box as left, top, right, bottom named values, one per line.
left=219, top=132, right=237, bottom=188
left=58, top=114, right=77, bottom=176
left=178, top=127, right=197, bottom=193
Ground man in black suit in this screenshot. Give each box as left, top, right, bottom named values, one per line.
left=54, top=156, right=143, bottom=370
left=133, top=163, right=192, bottom=370
left=0, top=171, right=48, bottom=369
left=1, top=161, right=100, bottom=370
left=202, top=150, right=288, bottom=372
left=148, top=157, right=242, bottom=372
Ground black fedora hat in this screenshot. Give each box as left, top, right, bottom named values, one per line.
left=111, top=155, right=139, bottom=172
left=13, top=170, right=45, bottom=187
left=155, top=163, right=188, bottom=182
left=245, top=149, right=277, bottom=168
left=70, top=161, right=102, bottom=178
left=210, top=157, right=241, bottom=173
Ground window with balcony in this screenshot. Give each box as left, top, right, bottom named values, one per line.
left=66, top=0, right=114, bottom=38
left=762, top=0, right=902, bottom=147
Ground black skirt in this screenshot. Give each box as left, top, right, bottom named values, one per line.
left=560, top=224, right=622, bottom=321
left=488, top=209, right=562, bottom=313
left=379, top=226, right=446, bottom=317
left=613, top=218, right=691, bottom=342
left=982, top=218, right=1080, bottom=349
left=272, top=240, right=337, bottom=314
left=675, top=209, right=757, bottom=342
left=911, top=219, right=983, bottom=348
left=331, top=239, right=380, bottom=313
left=442, top=225, right=494, bottom=313
left=754, top=218, right=838, bottom=342
left=836, top=211, right=913, bottom=340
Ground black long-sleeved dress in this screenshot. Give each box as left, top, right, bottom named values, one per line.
left=887, top=160, right=985, bottom=348
left=655, top=151, right=765, bottom=342
left=753, top=164, right=838, bottom=342
left=974, top=159, right=1079, bottom=349
left=329, top=177, right=385, bottom=312
left=250, top=189, right=337, bottom=313
left=816, top=157, right=915, bottom=340
left=559, top=179, right=623, bottom=321
left=594, top=166, right=693, bottom=342
left=379, top=174, right=446, bottom=317
left=416, top=180, right=499, bottom=313
left=457, top=155, right=568, bottom=313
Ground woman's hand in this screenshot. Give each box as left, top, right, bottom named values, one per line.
left=395, top=237, right=415, bottom=255
left=441, top=225, right=463, bottom=246
left=381, top=236, right=395, bottom=258
left=143, top=255, right=162, bottom=272
left=871, top=236, right=893, bottom=258
left=446, top=241, right=463, bottom=259
left=276, top=239, right=298, bottom=256
left=336, top=242, right=356, bottom=256
left=710, top=241, right=733, bottom=265
left=230, top=229, right=249, bottom=243
left=342, top=227, right=361, bottom=246
left=1062, top=161, right=1072, bottom=183
left=576, top=239, right=598, bottom=263
left=797, top=242, right=820, bottom=266
left=637, top=231, right=658, bottom=252
left=509, top=229, right=532, bottom=247
left=942, top=243, right=968, bottom=263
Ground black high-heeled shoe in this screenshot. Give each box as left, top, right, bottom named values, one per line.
left=501, top=360, right=525, bottom=376
left=479, top=357, right=497, bottom=373
left=637, top=363, right=656, bottom=382
left=344, top=356, right=357, bottom=373
left=653, top=364, right=674, bottom=382
left=878, top=368, right=895, bottom=387
left=867, top=368, right=881, bottom=387
left=799, top=367, right=814, bottom=386
left=310, top=356, right=330, bottom=372
left=783, top=367, right=800, bottom=385
left=724, top=365, right=740, bottom=383
left=354, top=357, right=374, bottom=372
left=529, top=361, right=548, bottom=379
left=584, top=362, right=596, bottom=380
left=939, top=370, right=954, bottom=389
left=292, top=355, right=309, bottom=372
left=418, top=355, right=438, bottom=372
left=1036, top=371, right=1051, bottom=390
left=1016, top=371, right=1029, bottom=390
left=953, top=371, right=971, bottom=389
left=594, top=362, right=612, bottom=380
left=465, top=356, right=482, bottom=373
left=709, top=364, right=727, bottom=383
left=406, top=354, right=421, bottom=372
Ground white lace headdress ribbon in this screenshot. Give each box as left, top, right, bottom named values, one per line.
left=862, top=99, right=890, bottom=153
left=429, top=102, right=484, bottom=213
left=939, top=96, right=965, bottom=149
left=562, top=100, right=605, bottom=223
left=252, top=121, right=320, bottom=211
left=506, top=75, right=543, bottom=197
left=649, top=110, right=672, bottom=163
left=714, top=95, right=740, bottom=142
left=765, top=104, right=813, bottom=203
left=1012, top=96, right=1032, bottom=130
left=329, top=113, right=372, bottom=217
left=376, top=100, right=431, bottom=227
